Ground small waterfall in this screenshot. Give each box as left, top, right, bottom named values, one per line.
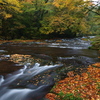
left=0, top=63, right=62, bottom=100
left=0, top=75, right=4, bottom=86
left=2, top=65, right=27, bottom=86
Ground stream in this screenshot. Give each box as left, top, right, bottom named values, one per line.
left=0, top=36, right=99, bottom=100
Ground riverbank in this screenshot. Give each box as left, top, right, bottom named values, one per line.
left=0, top=35, right=100, bottom=51
left=46, top=62, right=100, bottom=100
left=88, top=35, right=100, bottom=51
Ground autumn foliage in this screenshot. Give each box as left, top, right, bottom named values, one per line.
left=46, top=63, right=100, bottom=100
left=0, top=0, right=99, bottom=39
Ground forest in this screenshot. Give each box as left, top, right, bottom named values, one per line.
left=0, top=0, right=100, bottom=40
left=0, top=0, right=100, bottom=100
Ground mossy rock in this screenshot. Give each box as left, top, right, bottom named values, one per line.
left=89, top=36, right=100, bottom=50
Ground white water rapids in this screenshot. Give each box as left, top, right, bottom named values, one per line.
left=0, top=63, right=62, bottom=100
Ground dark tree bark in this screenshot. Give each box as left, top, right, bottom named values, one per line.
left=1, top=18, right=8, bottom=40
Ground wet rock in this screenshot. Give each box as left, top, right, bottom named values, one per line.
left=0, top=50, right=7, bottom=53
left=33, top=54, right=52, bottom=60
left=0, top=61, right=23, bottom=76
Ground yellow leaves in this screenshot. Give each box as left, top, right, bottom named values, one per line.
left=4, top=14, right=12, bottom=19
left=0, top=0, right=3, bottom=4
left=6, top=0, right=20, bottom=7
left=0, top=0, right=22, bottom=19
left=40, top=15, right=68, bottom=34
left=53, top=0, right=61, bottom=6
left=52, top=0, right=85, bottom=12
left=7, top=0, right=22, bottom=12
left=1, top=0, right=21, bottom=9
left=40, top=0, right=90, bottom=35
left=53, top=0, right=73, bottom=9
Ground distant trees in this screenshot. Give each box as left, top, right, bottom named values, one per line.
left=0, top=0, right=22, bottom=39
left=87, top=2, right=100, bottom=35
left=40, top=0, right=90, bottom=37
left=0, top=0, right=99, bottom=39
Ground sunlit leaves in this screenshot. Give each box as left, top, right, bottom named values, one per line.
left=40, top=0, right=90, bottom=35
left=6, top=0, right=21, bottom=8
left=0, top=0, right=22, bottom=19
left=0, top=0, right=99, bottom=39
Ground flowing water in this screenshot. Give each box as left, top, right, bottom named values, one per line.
left=0, top=36, right=99, bottom=100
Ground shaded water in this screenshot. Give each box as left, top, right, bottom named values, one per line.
left=0, top=63, right=62, bottom=100
left=0, top=36, right=99, bottom=100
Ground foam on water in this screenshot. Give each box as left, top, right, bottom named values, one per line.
left=47, top=37, right=91, bottom=49
left=0, top=75, right=4, bottom=86
left=0, top=63, right=62, bottom=100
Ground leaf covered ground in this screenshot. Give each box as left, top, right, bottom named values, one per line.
left=46, top=63, right=100, bottom=100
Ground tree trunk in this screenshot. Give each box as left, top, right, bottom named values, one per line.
left=1, top=18, right=8, bottom=40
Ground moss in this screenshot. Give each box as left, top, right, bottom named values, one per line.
left=89, top=36, right=100, bottom=50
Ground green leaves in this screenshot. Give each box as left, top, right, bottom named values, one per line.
left=57, top=92, right=83, bottom=100
left=40, top=0, right=91, bottom=35
left=0, top=0, right=100, bottom=39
